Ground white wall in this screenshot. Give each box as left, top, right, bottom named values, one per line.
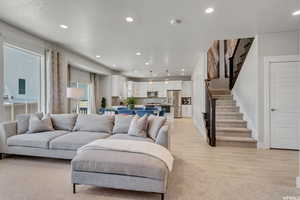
left=257, top=31, right=300, bottom=147
left=231, top=31, right=300, bottom=147
left=0, top=35, right=3, bottom=121
left=232, top=37, right=259, bottom=139
left=99, top=75, right=112, bottom=107
left=192, top=53, right=207, bottom=135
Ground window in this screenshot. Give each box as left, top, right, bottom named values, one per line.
left=3, top=44, right=42, bottom=120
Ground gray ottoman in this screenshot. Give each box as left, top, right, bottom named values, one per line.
left=71, top=149, right=169, bottom=199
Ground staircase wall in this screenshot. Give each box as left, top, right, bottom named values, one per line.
left=232, top=37, right=258, bottom=140
left=191, top=53, right=207, bottom=136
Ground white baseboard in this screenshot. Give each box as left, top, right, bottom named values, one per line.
left=296, top=177, right=300, bottom=188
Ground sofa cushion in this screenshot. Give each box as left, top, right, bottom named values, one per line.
left=128, top=115, right=148, bottom=137
left=7, top=130, right=69, bottom=149
left=71, top=149, right=168, bottom=180
left=147, top=115, right=167, bottom=140
left=28, top=114, right=54, bottom=133
left=50, top=114, right=78, bottom=131
left=73, top=114, right=114, bottom=133
left=49, top=131, right=110, bottom=150
left=16, top=113, right=43, bottom=134
left=108, top=134, right=154, bottom=143
left=112, top=115, right=133, bottom=134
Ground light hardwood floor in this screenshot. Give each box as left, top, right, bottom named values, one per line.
left=0, top=118, right=299, bottom=200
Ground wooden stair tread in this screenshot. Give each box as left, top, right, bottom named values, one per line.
left=216, top=136, right=257, bottom=143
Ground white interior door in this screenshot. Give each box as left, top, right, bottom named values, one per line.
left=270, top=61, right=300, bottom=150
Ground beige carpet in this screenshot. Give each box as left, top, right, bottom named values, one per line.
left=0, top=118, right=299, bottom=200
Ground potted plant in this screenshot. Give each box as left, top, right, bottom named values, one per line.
left=126, top=97, right=136, bottom=110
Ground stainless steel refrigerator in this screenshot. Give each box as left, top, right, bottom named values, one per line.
left=167, top=90, right=182, bottom=118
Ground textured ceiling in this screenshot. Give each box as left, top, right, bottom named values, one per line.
left=0, top=0, right=299, bottom=77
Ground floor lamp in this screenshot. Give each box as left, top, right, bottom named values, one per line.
left=67, top=87, right=84, bottom=114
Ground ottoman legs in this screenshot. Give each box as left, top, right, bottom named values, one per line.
left=72, top=183, right=165, bottom=200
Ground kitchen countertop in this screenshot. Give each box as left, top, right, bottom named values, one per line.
left=145, top=104, right=173, bottom=106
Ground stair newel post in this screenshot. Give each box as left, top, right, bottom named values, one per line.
left=210, top=98, right=216, bottom=146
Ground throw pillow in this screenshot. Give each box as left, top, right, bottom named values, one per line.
left=16, top=112, right=43, bottom=134
left=112, top=115, right=133, bottom=134
left=147, top=115, right=167, bottom=140
left=28, top=114, right=54, bottom=133
left=73, top=114, right=115, bottom=133
left=128, top=114, right=148, bottom=137
left=50, top=114, right=78, bottom=131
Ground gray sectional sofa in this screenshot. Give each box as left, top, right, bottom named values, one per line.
left=0, top=113, right=170, bottom=200
left=0, top=113, right=169, bottom=160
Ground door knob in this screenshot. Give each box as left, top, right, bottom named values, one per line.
left=270, top=108, right=277, bottom=112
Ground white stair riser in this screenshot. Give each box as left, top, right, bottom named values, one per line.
left=216, top=140, right=257, bottom=148
left=216, top=131, right=251, bottom=137
left=216, top=122, right=247, bottom=128
left=216, top=107, right=239, bottom=112
left=216, top=101, right=236, bottom=106
left=217, top=114, right=243, bottom=120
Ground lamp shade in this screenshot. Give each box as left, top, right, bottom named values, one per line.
left=66, top=88, right=84, bottom=99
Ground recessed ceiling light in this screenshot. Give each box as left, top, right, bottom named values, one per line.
left=96, top=55, right=101, bottom=58
left=126, top=17, right=134, bottom=23
left=59, top=24, right=68, bottom=29
left=170, top=19, right=182, bottom=25
left=145, top=62, right=149, bottom=65
left=292, top=10, right=300, bottom=16
left=136, top=52, right=141, bottom=56
left=205, top=7, right=214, bottom=14
left=181, top=68, right=185, bottom=72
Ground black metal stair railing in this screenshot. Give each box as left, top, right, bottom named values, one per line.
left=229, top=38, right=254, bottom=89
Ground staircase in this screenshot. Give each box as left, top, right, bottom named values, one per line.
left=210, top=88, right=257, bottom=148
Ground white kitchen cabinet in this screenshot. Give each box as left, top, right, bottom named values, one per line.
left=182, top=105, right=192, bottom=117
left=127, top=81, right=133, bottom=97
left=129, top=80, right=185, bottom=98
left=112, top=75, right=127, bottom=98
left=182, top=81, right=192, bottom=97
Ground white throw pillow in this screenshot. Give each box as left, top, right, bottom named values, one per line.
left=113, top=115, right=133, bottom=134
left=147, top=115, right=167, bottom=140
left=28, top=114, right=54, bottom=133
left=128, top=115, right=148, bottom=137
